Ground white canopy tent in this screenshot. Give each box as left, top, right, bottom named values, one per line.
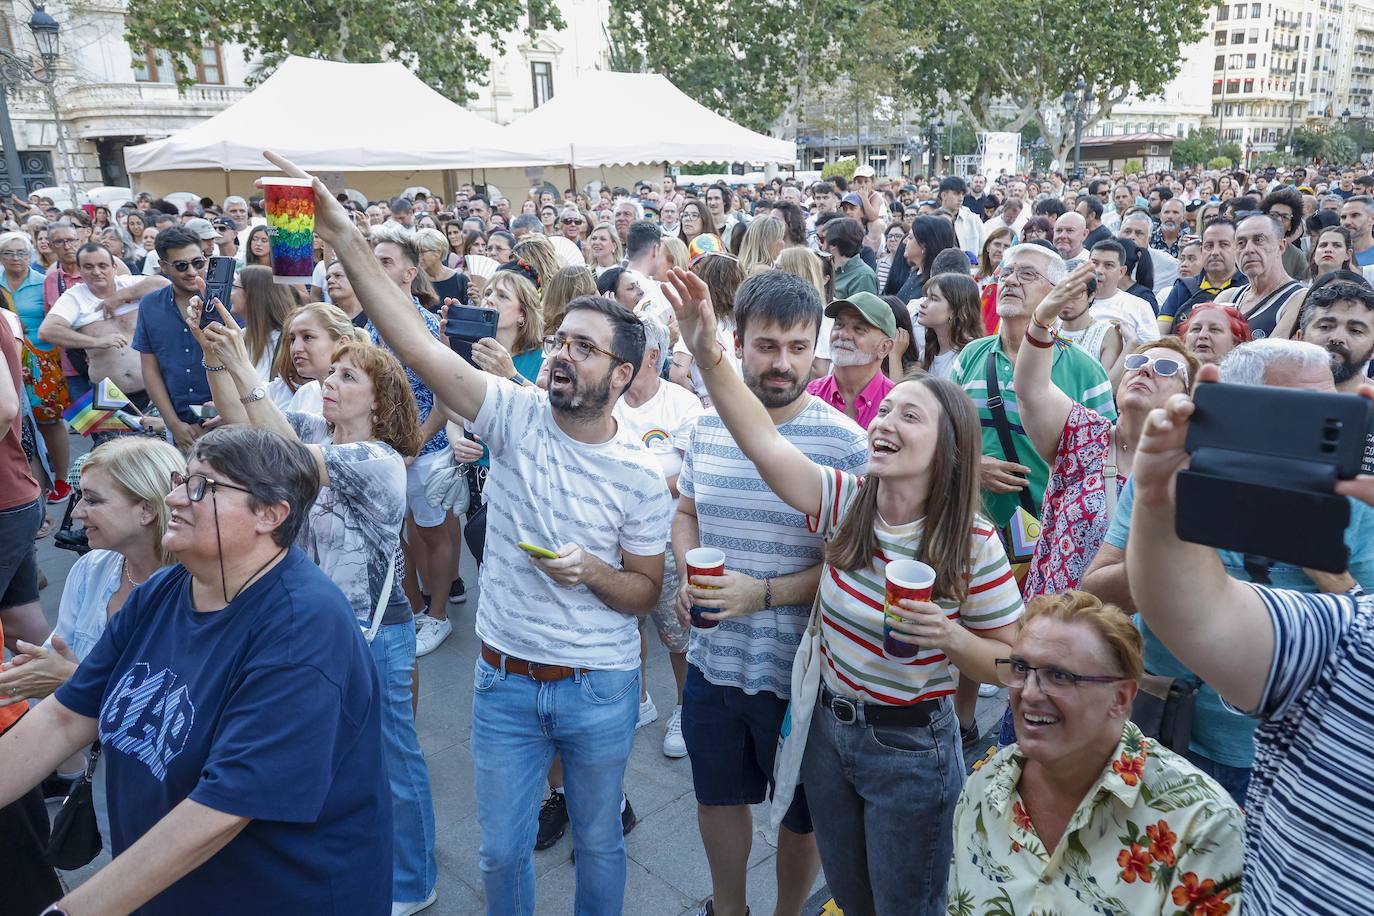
left=501, top=71, right=795, bottom=168
left=123, top=56, right=552, bottom=198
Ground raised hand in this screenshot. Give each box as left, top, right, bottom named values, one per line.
left=1033, top=262, right=1094, bottom=328
left=259, top=150, right=357, bottom=245
left=663, top=266, right=720, bottom=361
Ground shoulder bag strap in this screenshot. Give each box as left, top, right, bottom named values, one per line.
left=984, top=350, right=1038, bottom=516
left=362, top=549, right=396, bottom=645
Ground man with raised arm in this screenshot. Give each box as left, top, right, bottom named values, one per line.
left=259, top=152, right=671, bottom=916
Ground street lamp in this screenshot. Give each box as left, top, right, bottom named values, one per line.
left=0, top=6, right=60, bottom=199
left=1362, top=97, right=1371, bottom=165
left=927, top=118, right=943, bottom=178
left=1063, top=77, right=1087, bottom=178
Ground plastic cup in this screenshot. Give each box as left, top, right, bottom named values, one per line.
left=883, top=559, right=935, bottom=660
left=261, top=177, right=315, bottom=285
left=685, top=547, right=726, bottom=629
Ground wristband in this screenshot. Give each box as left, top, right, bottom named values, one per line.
left=702, top=341, right=726, bottom=372
left=764, top=577, right=773, bottom=610
left=1024, top=328, right=1055, bottom=349
left=201, top=360, right=227, bottom=371
left=1030, top=315, right=1055, bottom=332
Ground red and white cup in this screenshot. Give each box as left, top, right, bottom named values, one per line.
left=685, top=547, right=726, bottom=629
left=883, top=559, right=935, bottom=660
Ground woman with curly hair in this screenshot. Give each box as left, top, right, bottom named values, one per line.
left=189, top=298, right=438, bottom=915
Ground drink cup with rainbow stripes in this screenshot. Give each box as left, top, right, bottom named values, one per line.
left=261, top=177, right=315, bottom=284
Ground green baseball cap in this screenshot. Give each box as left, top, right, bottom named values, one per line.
left=825, top=291, right=897, bottom=339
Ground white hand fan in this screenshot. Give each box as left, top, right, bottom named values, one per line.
left=464, top=255, right=498, bottom=280
left=548, top=235, right=584, bottom=268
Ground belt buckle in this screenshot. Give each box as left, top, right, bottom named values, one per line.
left=829, top=695, right=859, bottom=725
left=527, top=662, right=556, bottom=681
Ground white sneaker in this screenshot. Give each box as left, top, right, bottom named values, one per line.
left=637, top=692, right=658, bottom=729
left=978, top=682, right=1000, bottom=698
left=414, top=614, right=452, bottom=657
left=662, top=705, right=687, bottom=758
left=392, top=889, right=437, bottom=916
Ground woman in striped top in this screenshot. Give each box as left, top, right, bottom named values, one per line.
left=665, top=267, right=1023, bottom=916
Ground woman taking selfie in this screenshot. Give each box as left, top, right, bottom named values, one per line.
left=665, top=267, right=1022, bottom=916
left=189, top=297, right=437, bottom=916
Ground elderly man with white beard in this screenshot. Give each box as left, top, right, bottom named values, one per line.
left=803, top=291, right=897, bottom=429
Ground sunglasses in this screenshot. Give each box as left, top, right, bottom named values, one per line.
left=1123, top=353, right=1188, bottom=386
left=163, top=256, right=208, bottom=273
left=561, top=218, right=585, bottom=225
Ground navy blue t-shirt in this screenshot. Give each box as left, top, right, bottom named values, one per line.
left=56, top=548, right=391, bottom=915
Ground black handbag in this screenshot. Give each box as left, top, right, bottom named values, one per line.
left=44, top=741, right=103, bottom=870
left=1131, top=675, right=1200, bottom=753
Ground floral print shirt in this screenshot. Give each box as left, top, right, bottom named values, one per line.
left=948, top=722, right=1244, bottom=916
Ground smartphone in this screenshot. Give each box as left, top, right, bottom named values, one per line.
left=517, top=541, right=560, bottom=560
left=1177, top=382, right=1371, bottom=572
left=202, top=256, right=236, bottom=328
left=445, top=304, right=499, bottom=363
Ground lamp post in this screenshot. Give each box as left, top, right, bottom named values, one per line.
left=1063, top=77, right=1087, bottom=178
left=928, top=118, right=943, bottom=178
left=1343, top=107, right=1352, bottom=165
left=0, top=6, right=59, bottom=199
left=1362, top=97, right=1371, bottom=165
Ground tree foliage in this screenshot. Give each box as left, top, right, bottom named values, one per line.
left=1172, top=128, right=1242, bottom=167
left=124, top=0, right=563, bottom=104
left=607, top=0, right=866, bottom=136
left=888, top=0, right=1210, bottom=164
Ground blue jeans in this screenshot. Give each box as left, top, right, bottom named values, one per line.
left=1185, top=749, right=1252, bottom=807
left=471, top=655, right=639, bottom=916
left=800, top=697, right=962, bottom=916
left=370, top=621, right=437, bottom=904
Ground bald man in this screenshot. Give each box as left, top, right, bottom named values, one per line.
left=1054, top=211, right=1089, bottom=269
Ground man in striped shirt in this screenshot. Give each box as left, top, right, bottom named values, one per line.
left=1128, top=363, right=1374, bottom=915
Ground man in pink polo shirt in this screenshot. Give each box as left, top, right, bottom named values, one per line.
left=805, top=291, right=896, bottom=428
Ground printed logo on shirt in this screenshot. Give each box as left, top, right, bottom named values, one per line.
left=100, top=662, right=197, bottom=781
left=641, top=428, right=670, bottom=450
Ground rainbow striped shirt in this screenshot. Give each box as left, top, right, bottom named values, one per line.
left=808, top=466, right=1024, bottom=706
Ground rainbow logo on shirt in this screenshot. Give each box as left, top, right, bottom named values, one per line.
left=641, top=429, right=670, bottom=449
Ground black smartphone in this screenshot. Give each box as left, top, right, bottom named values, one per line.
left=445, top=304, right=499, bottom=363
left=202, top=256, right=236, bottom=328
left=1176, top=382, right=1371, bottom=572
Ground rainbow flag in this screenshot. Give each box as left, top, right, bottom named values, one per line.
left=92, top=377, right=131, bottom=412
left=88, top=413, right=139, bottom=434
left=62, top=389, right=116, bottom=436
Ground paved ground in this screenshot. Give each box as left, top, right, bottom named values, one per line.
left=35, top=492, right=1007, bottom=915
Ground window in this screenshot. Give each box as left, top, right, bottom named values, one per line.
left=1218, top=4, right=1229, bottom=17
left=1253, top=2, right=1262, bottom=15
left=1249, top=28, right=1259, bottom=42
left=1229, top=53, right=1244, bottom=68
left=530, top=61, right=554, bottom=108
left=1216, top=54, right=1226, bottom=70
left=1216, top=29, right=1228, bottom=43
left=1247, top=53, right=1257, bottom=67
left=1232, top=30, right=1245, bottom=42
left=1235, top=3, right=1247, bottom=17
left=527, top=0, right=546, bottom=30
left=133, top=44, right=223, bottom=84
left=1244, top=78, right=1255, bottom=91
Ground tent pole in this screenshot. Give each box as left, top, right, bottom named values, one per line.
left=223, top=168, right=230, bottom=199
left=568, top=164, right=576, bottom=197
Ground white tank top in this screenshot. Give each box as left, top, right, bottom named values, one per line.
left=1056, top=320, right=1112, bottom=363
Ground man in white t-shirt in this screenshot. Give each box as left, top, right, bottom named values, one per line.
left=611, top=315, right=703, bottom=758
left=295, top=144, right=671, bottom=915
left=623, top=220, right=674, bottom=328
left=1087, top=239, right=1161, bottom=345
left=38, top=242, right=168, bottom=401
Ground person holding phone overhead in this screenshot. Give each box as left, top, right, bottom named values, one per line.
left=259, top=150, right=672, bottom=916
left=664, top=266, right=1023, bottom=916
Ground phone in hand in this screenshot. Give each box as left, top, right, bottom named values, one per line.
left=202, top=256, right=236, bottom=328
left=445, top=304, right=499, bottom=363
left=517, top=541, right=560, bottom=560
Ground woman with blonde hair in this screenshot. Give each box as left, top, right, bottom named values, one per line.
left=737, top=216, right=786, bottom=274
left=512, top=234, right=561, bottom=292
left=270, top=298, right=369, bottom=412
left=584, top=222, right=622, bottom=274
left=190, top=300, right=437, bottom=915
left=414, top=227, right=470, bottom=305
left=541, top=265, right=596, bottom=332
left=0, top=437, right=186, bottom=704
left=660, top=236, right=690, bottom=271
left=774, top=246, right=837, bottom=374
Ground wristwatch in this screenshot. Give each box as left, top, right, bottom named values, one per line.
left=40, top=905, right=68, bottom=915
left=239, top=386, right=267, bottom=405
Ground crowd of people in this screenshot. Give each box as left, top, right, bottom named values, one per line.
left=0, top=151, right=1370, bottom=916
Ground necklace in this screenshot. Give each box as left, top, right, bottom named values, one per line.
left=123, top=557, right=147, bottom=588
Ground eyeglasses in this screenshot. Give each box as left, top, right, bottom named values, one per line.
left=995, top=265, right=1049, bottom=284
left=561, top=218, right=585, bottom=225
left=995, top=658, right=1128, bottom=697
left=0, top=249, right=28, bottom=259
left=50, top=238, right=78, bottom=247
left=171, top=471, right=252, bottom=503
left=1122, top=353, right=1189, bottom=386
left=163, top=257, right=208, bottom=273
left=542, top=333, right=622, bottom=363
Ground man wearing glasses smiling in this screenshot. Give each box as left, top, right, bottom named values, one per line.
left=132, top=226, right=221, bottom=452
left=260, top=150, right=672, bottom=914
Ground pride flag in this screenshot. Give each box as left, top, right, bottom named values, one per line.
left=93, top=377, right=131, bottom=412
left=62, top=389, right=116, bottom=436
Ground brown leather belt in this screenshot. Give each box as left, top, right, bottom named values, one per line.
left=481, top=643, right=589, bottom=682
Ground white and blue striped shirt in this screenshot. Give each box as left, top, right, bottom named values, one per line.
left=1241, top=584, right=1374, bottom=913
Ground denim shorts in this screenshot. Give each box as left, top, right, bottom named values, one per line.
left=0, top=499, right=42, bottom=610
left=680, top=664, right=813, bottom=834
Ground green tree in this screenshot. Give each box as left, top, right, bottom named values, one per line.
left=1171, top=128, right=1242, bottom=167
left=125, top=0, right=562, bottom=104
left=608, top=0, right=866, bottom=136
left=888, top=0, right=1210, bottom=167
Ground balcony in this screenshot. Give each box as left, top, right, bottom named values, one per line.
left=56, top=82, right=250, bottom=140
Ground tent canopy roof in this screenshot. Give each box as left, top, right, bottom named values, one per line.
left=124, top=56, right=548, bottom=174
left=501, top=71, right=796, bottom=168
